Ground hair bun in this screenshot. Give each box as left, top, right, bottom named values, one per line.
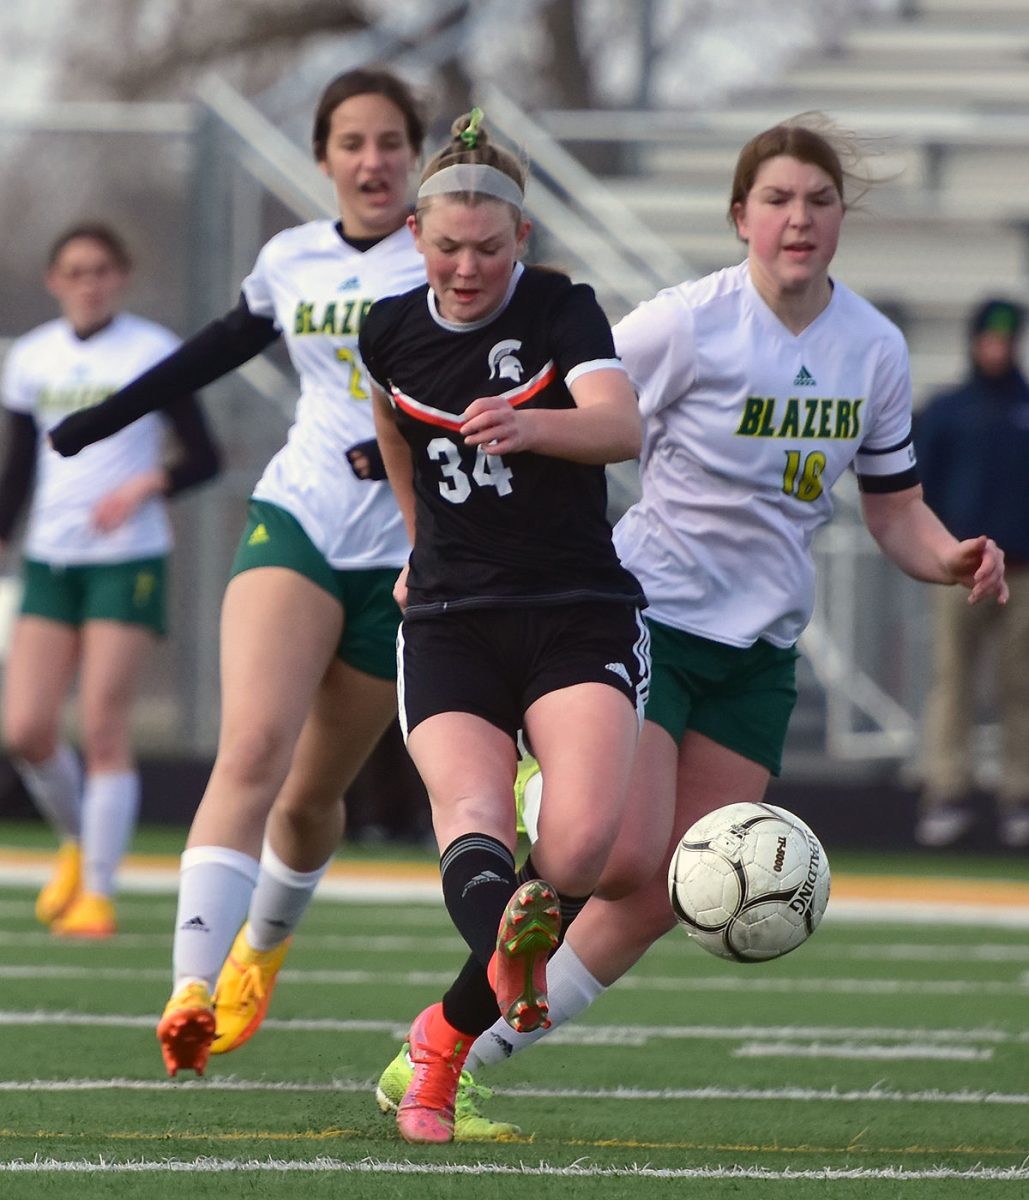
left=452, top=107, right=487, bottom=149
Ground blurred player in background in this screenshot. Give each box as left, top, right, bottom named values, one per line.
left=0, top=222, right=221, bottom=938
left=375, top=113, right=1010, bottom=1136
left=50, top=68, right=427, bottom=1075
left=363, top=109, right=648, bottom=1145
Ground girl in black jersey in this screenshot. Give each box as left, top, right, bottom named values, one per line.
left=360, top=110, right=650, bottom=1144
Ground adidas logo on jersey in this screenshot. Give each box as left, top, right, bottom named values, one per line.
left=247, top=523, right=270, bottom=547
left=793, top=365, right=816, bottom=386
left=337, top=275, right=360, bottom=291
left=605, top=661, right=632, bottom=686
left=180, top=915, right=210, bottom=933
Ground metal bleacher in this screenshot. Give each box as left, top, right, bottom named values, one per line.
left=535, top=0, right=1029, bottom=410
left=521, top=0, right=1029, bottom=775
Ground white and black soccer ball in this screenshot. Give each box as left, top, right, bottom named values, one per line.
left=667, top=801, right=830, bottom=963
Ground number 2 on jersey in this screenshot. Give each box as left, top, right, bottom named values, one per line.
left=428, top=436, right=514, bottom=504
left=782, top=449, right=826, bottom=502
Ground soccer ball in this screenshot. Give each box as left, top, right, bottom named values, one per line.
left=667, top=801, right=830, bottom=963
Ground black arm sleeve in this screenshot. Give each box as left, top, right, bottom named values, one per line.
left=0, top=411, right=38, bottom=541
left=49, top=296, right=279, bottom=457
left=162, top=394, right=224, bottom=497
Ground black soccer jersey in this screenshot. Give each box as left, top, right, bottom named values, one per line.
left=359, top=265, right=645, bottom=618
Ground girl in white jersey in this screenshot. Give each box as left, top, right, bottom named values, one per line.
left=0, top=223, right=220, bottom=939
left=50, top=69, right=428, bottom=1077
left=375, top=114, right=1009, bottom=1133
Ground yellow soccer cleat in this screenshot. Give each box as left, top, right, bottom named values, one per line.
left=157, top=980, right=216, bottom=1077
left=211, top=926, right=291, bottom=1055
left=51, top=890, right=115, bottom=939
left=35, top=841, right=82, bottom=926
left=513, top=755, right=542, bottom=842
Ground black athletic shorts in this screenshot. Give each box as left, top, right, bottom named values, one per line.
left=397, top=602, right=650, bottom=741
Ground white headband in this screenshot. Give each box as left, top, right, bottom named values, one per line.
left=416, top=163, right=524, bottom=210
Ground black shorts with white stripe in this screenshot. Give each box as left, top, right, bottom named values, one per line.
left=397, top=601, right=650, bottom=741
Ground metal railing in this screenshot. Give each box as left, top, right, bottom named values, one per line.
left=0, top=72, right=948, bottom=774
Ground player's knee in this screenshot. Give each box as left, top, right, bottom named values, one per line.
left=216, top=724, right=295, bottom=788
left=275, top=789, right=343, bottom=836
left=3, top=714, right=58, bottom=764
left=79, top=721, right=131, bottom=771
left=595, top=836, right=666, bottom=902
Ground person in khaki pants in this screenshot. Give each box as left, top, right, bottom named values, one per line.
left=916, top=298, right=1029, bottom=848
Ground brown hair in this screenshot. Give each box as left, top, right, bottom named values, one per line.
left=312, top=67, right=426, bottom=162
left=47, top=223, right=132, bottom=272
left=728, top=112, right=874, bottom=228
left=415, top=110, right=526, bottom=221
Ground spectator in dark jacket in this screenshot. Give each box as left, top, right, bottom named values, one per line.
left=915, top=297, right=1029, bottom=848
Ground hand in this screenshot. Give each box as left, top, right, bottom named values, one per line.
left=460, top=395, right=527, bottom=455
left=393, top=562, right=410, bottom=612
left=346, top=438, right=387, bottom=481
left=91, top=472, right=163, bottom=533
left=949, top=535, right=1008, bottom=605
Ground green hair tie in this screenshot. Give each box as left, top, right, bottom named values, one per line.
left=460, top=108, right=485, bottom=149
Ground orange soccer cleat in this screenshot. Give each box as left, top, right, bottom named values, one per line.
left=488, top=878, right=561, bottom=1034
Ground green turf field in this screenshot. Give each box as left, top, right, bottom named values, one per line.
left=0, top=821, right=1027, bottom=1198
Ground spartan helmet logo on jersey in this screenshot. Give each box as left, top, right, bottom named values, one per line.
left=487, top=339, right=524, bottom=382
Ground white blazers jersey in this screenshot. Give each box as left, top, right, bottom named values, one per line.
left=1, top=313, right=180, bottom=565
left=242, top=220, right=425, bottom=569
left=613, top=262, right=918, bottom=648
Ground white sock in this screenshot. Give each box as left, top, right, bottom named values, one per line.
left=173, top=846, right=260, bottom=990
left=14, top=745, right=82, bottom=840
left=246, top=838, right=331, bottom=952
left=80, top=770, right=140, bottom=897
left=466, top=940, right=606, bottom=1071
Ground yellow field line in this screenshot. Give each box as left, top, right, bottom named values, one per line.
left=0, top=847, right=439, bottom=882
left=831, top=874, right=1029, bottom=906
left=1, top=846, right=1027, bottom=904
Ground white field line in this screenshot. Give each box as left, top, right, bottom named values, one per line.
left=0, top=1010, right=1017, bottom=1063
left=0, top=1075, right=1021, bottom=1108
left=1, top=1157, right=1028, bottom=1180
left=7, top=924, right=1029, bottom=966
left=2, top=1077, right=1029, bottom=1108
left=804, top=943, right=1029, bottom=962
left=2, top=1010, right=1026, bottom=1049
left=2, top=863, right=1029, bottom=927
left=0, top=930, right=465, bottom=952
left=732, top=1040, right=993, bottom=1062
left=4, top=926, right=1029, bottom=964
left=3, top=964, right=1029, bottom=996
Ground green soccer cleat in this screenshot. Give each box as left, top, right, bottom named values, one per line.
left=376, top=1041, right=522, bottom=1142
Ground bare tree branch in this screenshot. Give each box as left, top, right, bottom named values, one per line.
left=65, top=0, right=374, bottom=98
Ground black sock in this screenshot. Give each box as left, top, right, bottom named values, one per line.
left=442, top=952, right=500, bottom=1035
left=518, top=852, right=590, bottom=947
left=440, top=832, right=517, bottom=969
